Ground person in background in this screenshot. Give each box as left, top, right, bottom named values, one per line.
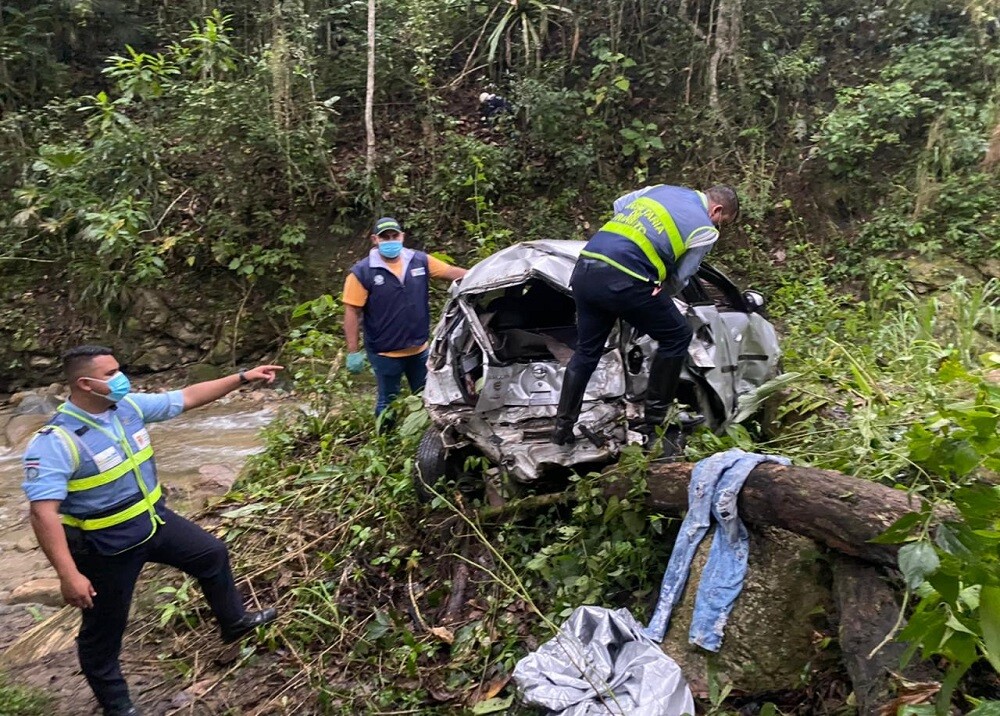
left=551, top=184, right=740, bottom=450
left=343, top=217, right=467, bottom=416
left=478, top=91, right=513, bottom=125
left=22, top=345, right=283, bottom=716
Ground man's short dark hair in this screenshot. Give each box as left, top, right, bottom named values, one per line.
left=706, top=185, right=740, bottom=223
left=63, top=344, right=114, bottom=380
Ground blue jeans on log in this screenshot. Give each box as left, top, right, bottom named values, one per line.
left=642, top=449, right=791, bottom=651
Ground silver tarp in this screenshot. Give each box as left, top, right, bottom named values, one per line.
left=513, top=606, right=695, bottom=716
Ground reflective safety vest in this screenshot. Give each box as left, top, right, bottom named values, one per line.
left=45, top=397, right=166, bottom=554
left=581, top=185, right=717, bottom=285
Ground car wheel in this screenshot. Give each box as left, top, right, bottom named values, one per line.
left=415, top=429, right=486, bottom=504
left=415, top=428, right=449, bottom=503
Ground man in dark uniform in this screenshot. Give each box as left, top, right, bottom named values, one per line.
left=551, top=184, right=739, bottom=447
left=343, top=216, right=467, bottom=416
left=22, top=346, right=283, bottom=716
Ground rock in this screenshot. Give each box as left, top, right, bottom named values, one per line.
left=132, top=288, right=171, bottom=329
left=41, top=382, right=67, bottom=399
left=132, top=345, right=179, bottom=372
left=905, top=255, right=983, bottom=294
left=7, top=391, right=31, bottom=407
left=166, top=318, right=206, bottom=348
left=0, top=604, right=80, bottom=669
left=197, top=463, right=238, bottom=492
left=14, top=535, right=37, bottom=553
left=28, top=356, right=56, bottom=369
left=7, top=578, right=63, bottom=607
left=657, top=525, right=832, bottom=694
left=186, top=363, right=227, bottom=383
left=5, top=413, right=51, bottom=448
left=206, top=334, right=234, bottom=366
left=12, top=393, right=60, bottom=416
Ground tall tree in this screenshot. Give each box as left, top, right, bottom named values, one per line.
left=365, top=0, right=376, bottom=180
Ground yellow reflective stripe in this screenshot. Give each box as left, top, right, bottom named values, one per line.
left=602, top=221, right=668, bottom=282
left=632, top=197, right=686, bottom=262
left=122, top=396, right=144, bottom=420
left=114, top=426, right=160, bottom=524
left=47, top=426, right=81, bottom=472
left=56, top=404, right=121, bottom=444
left=66, top=445, right=154, bottom=492
left=579, top=250, right=654, bottom=283
left=61, top=482, right=162, bottom=530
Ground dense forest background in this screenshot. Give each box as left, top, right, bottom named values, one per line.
left=1, top=0, right=998, bottom=384
left=1, top=1, right=999, bottom=714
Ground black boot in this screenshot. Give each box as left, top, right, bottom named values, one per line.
left=104, top=703, right=139, bottom=716
left=220, top=607, right=278, bottom=644
left=638, top=354, right=686, bottom=451
left=551, top=367, right=591, bottom=445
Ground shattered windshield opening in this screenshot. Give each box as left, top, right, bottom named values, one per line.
left=470, top=278, right=578, bottom=365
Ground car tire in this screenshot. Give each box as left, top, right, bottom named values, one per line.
left=415, top=428, right=449, bottom=503
left=415, top=428, right=486, bottom=504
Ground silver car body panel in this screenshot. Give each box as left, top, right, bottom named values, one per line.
left=425, top=240, right=780, bottom=482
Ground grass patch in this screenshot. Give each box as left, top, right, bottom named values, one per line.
left=0, top=674, right=52, bottom=716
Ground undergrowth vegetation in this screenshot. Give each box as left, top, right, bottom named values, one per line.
left=1, top=0, right=999, bottom=713
left=143, top=272, right=1000, bottom=714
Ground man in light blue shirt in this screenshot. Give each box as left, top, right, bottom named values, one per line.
left=22, top=344, right=283, bottom=716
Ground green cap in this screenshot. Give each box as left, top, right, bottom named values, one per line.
left=373, top=217, right=402, bottom=235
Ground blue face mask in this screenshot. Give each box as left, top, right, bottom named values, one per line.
left=89, top=372, right=131, bottom=402
left=377, top=240, right=403, bottom=259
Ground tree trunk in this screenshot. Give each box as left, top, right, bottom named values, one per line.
left=706, top=0, right=741, bottom=125
left=983, top=119, right=1000, bottom=171
left=364, top=0, right=377, bottom=180
left=606, top=461, right=953, bottom=569
left=831, top=556, right=943, bottom=714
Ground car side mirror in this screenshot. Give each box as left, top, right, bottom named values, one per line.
left=743, top=290, right=766, bottom=314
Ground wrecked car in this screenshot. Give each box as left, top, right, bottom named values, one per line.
left=418, top=239, right=780, bottom=496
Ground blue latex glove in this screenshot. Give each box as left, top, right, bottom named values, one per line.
left=346, top=351, right=366, bottom=374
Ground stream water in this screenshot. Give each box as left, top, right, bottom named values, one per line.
left=0, top=399, right=278, bottom=601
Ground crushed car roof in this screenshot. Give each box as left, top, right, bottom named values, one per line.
left=454, top=240, right=585, bottom=295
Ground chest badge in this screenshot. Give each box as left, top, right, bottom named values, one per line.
left=373, top=275, right=386, bottom=286
left=410, top=266, right=426, bottom=277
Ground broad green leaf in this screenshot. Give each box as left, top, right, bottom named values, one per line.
left=871, top=511, right=923, bottom=544
left=934, top=523, right=973, bottom=558
left=950, top=442, right=982, bottom=476
left=927, top=571, right=960, bottom=604
left=899, top=542, right=940, bottom=590
left=953, top=486, right=1000, bottom=529
left=471, top=695, right=514, bottom=714
left=980, top=585, right=1000, bottom=673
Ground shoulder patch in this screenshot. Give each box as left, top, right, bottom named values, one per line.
left=24, top=455, right=41, bottom=481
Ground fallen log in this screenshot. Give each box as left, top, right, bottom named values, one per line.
left=605, top=461, right=954, bottom=569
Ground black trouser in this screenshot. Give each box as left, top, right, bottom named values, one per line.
left=71, top=507, right=245, bottom=711
left=568, top=258, right=693, bottom=375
